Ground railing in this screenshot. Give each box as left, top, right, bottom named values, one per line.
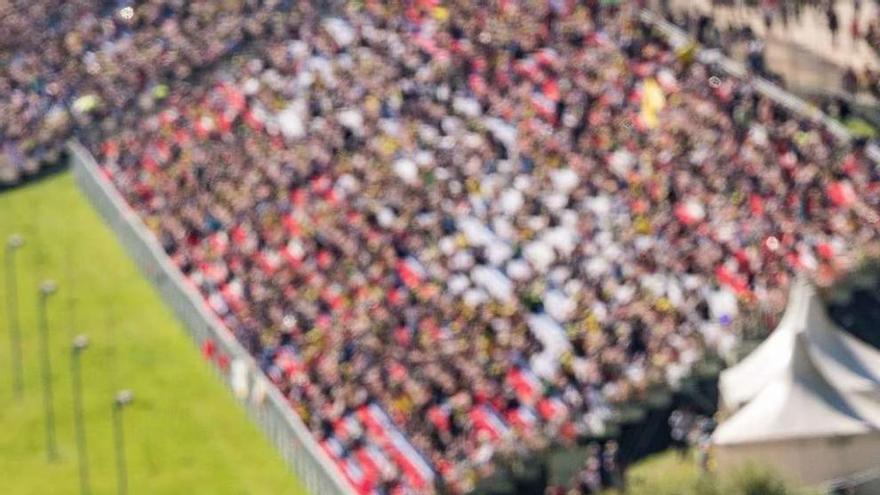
left=66, top=12, right=876, bottom=494
left=639, top=9, right=880, bottom=165
left=824, top=466, right=880, bottom=494
left=642, top=12, right=880, bottom=493
left=67, top=140, right=353, bottom=495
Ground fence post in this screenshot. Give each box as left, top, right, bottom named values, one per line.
left=67, top=140, right=353, bottom=495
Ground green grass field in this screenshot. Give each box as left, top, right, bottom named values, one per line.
left=605, top=450, right=814, bottom=495
left=613, top=450, right=703, bottom=495
left=0, top=172, right=306, bottom=494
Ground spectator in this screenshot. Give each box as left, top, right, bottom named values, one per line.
left=6, top=1, right=880, bottom=492
left=827, top=4, right=840, bottom=44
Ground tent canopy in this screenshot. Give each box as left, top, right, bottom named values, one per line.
left=719, top=278, right=880, bottom=411
left=713, top=278, right=880, bottom=486
left=714, top=333, right=874, bottom=446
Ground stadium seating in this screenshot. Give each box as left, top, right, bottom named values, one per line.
left=0, top=0, right=290, bottom=186
left=6, top=1, right=880, bottom=493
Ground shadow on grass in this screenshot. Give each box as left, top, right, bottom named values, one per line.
left=0, top=154, right=70, bottom=193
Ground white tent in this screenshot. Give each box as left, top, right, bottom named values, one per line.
left=713, top=333, right=880, bottom=485
left=718, top=278, right=880, bottom=411
left=714, top=278, right=880, bottom=485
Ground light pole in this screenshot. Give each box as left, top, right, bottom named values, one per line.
left=71, top=335, right=90, bottom=495
left=113, top=389, right=134, bottom=495
left=6, top=234, right=24, bottom=397
left=37, top=279, right=59, bottom=461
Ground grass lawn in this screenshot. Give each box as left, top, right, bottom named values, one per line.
left=0, top=172, right=306, bottom=494
left=614, top=450, right=705, bottom=495
left=605, top=450, right=819, bottom=495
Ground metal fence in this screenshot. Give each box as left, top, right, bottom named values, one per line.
left=65, top=13, right=878, bottom=494
left=67, top=140, right=353, bottom=495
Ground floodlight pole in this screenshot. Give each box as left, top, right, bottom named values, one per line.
left=113, top=390, right=134, bottom=495
left=5, top=234, right=24, bottom=397
left=71, top=335, right=91, bottom=495
left=37, top=280, right=58, bottom=461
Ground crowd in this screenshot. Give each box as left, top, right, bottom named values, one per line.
left=668, top=0, right=880, bottom=97
left=0, top=0, right=294, bottom=185
left=664, top=13, right=777, bottom=81
left=775, top=0, right=880, bottom=96
left=866, top=16, right=880, bottom=55
left=859, top=17, right=880, bottom=98
left=5, top=0, right=880, bottom=493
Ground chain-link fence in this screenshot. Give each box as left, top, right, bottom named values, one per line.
left=67, top=140, right=352, bottom=495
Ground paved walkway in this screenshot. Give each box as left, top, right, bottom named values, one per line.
left=652, top=0, right=880, bottom=95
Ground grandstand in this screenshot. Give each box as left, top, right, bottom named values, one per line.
left=3, top=1, right=880, bottom=494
